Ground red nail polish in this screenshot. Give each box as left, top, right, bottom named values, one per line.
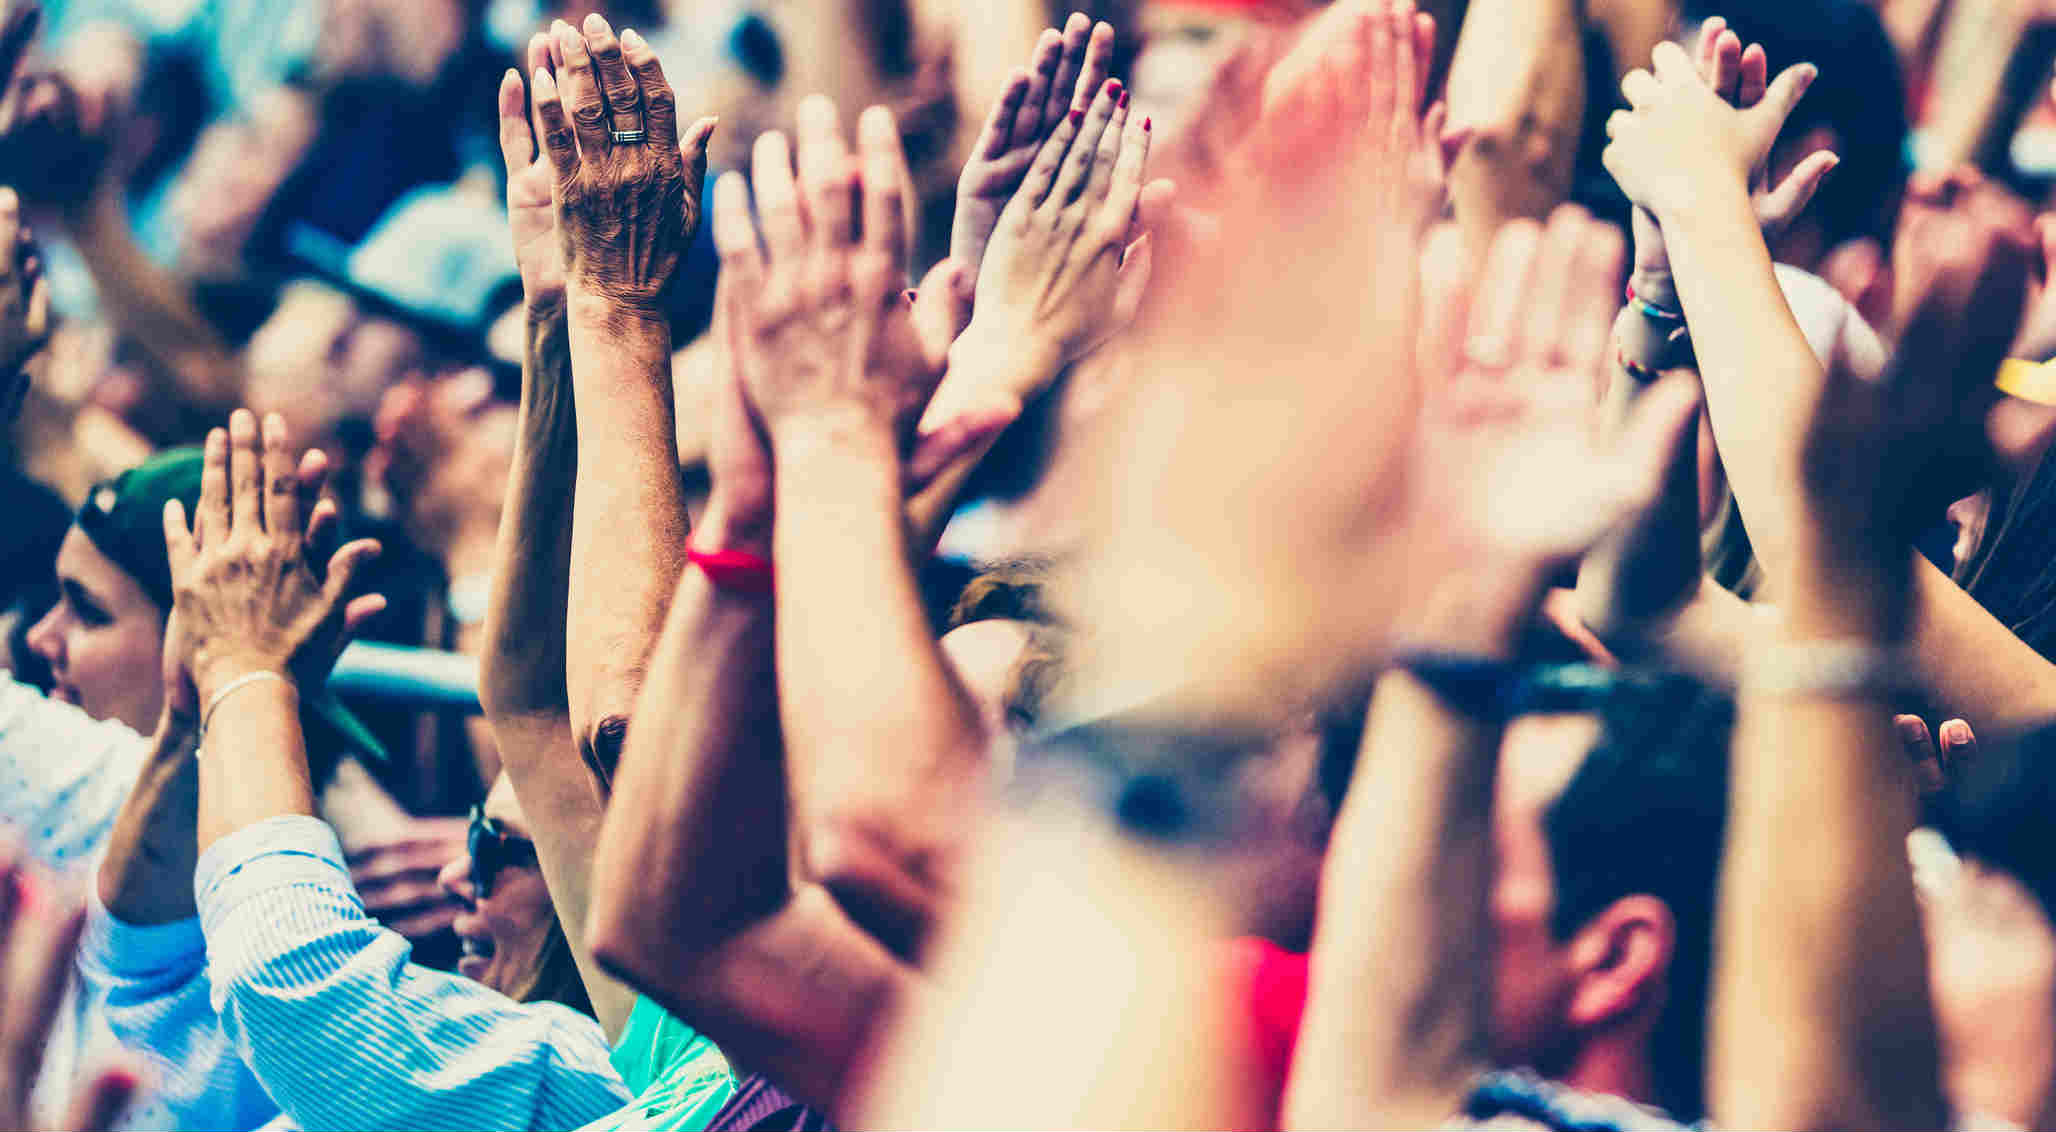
left=1118, top=90, right=1130, bottom=109
left=1070, top=107, right=1084, bottom=124
left=1106, top=78, right=1122, bottom=96
left=1143, top=117, right=1152, bottom=131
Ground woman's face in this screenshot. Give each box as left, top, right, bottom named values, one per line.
left=439, top=776, right=556, bottom=996
left=26, top=526, right=165, bottom=732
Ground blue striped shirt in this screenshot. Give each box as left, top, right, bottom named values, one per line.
left=0, top=674, right=270, bottom=1131
left=197, top=815, right=631, bottom=1131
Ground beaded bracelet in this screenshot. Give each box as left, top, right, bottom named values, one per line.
left=1618, top=345, right=1663, bottom=384
left=1625, top=281, right=1685, bottom=323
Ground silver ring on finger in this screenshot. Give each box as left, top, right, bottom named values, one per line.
left=610, top=128, right=648, bottom=145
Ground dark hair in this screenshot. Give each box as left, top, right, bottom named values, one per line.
left=1541, top=672, right=1734, bottom=1123
left=1678, top=0, right=1907, bottom=250
left=1957, top=449, right=2056, bottom=661
left=949, top=557, right=1068, bottom=733
left=1938, top=720, right=2056, bottom=930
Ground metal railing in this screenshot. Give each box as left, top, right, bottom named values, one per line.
left=330, top=642, right=480, bottom=713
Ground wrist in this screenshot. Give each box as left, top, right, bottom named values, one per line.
left=192, top=655, right=294, bottom=706
left=1782, top=540, right=1913, bottom=643
left=694, top=495, right=774, bottom=559
left=1401, top=566, right=1549, bottom=660
left=564, top=289, right=671, bottom=336
left=767, top=404, right=900, bottom=470
left=949, top=322, right=1065, bottom=396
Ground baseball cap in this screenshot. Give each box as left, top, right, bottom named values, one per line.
left=74, top=448, right=388, bottom=763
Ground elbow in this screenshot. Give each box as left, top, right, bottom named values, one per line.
left=805, top=817, right=943, bottom=961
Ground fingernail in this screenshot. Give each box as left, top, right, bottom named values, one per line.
left=1143, top=117, right=1152, bottom=132
left=1897, top=717, right=1929, bottom=744
left=620, top=28, right=644, bottom=49
left=1118, top=90, right=1130, bottom=109
left=1070, top=107, right=1084, bottom=124
left=1941, top=720, right=1973, bottom=746
left=1106, top=78, right=1123, bottom=97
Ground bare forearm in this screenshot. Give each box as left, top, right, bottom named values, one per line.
left=195, top=683, right=316, bottom=851
left=588, top=555, right=783, bottom=974
left=1576, top=363, right=1705, bottom=648
left=1658, top=186, right=1820, bottom=577
left=98, top=720, right=201, bottom=924
left=563, top=306, right=689, bottom=751
left=1286, top=671, right=1496, bottom=1130
left=480, top=304, right=576, bottom=719
left=770, top=417, right=986, bottom=888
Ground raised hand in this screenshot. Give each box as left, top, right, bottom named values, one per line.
left=1603, top=39, right=1818, bottom=223
left=162, top=410, right=386, bottom=704
left=0, top=853, right=139, bottom=1132
left=531, top=13, right=716, bottom=321
left=945, top=72, right=1155, bottom=405
left=497, top=35, right=568, bottom=309
left=713, top=96, right=937, bottom=443
left=951, top=14, right=1115, bottom=302
left=1631, top=18, right=1839, bottom=278
left=1394, top=206, right=1701, bottom=650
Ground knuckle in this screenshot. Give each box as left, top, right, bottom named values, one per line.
left=644, top=87, right=675, bottom=114
left=571, top=101, right=609, bottom=128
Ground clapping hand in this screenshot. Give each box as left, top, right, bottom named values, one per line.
left=1604, top=40, right=1817, bottom=224
left=530, top=14, right=716, bottom=322
left=162, top=411, right=387, bottom=707
left=951, top=14, right=1115, bottom=303
left=1629, top=18, right=1840, bottom=279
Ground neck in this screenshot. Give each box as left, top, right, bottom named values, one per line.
left=1557, top=1031, right=1661, bottom=1113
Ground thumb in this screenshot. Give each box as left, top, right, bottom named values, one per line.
left=1113, top=231, right=1155, bottom=328
left=907, top=397, right=1021, bottom=495
left=321, top=538, right=384, bottom=608
left=1750, top=62, right=1818, bottom=145
left=1759, top=149, right=1838, bottom=231
left=912, top=258, right=973, bottom=366
left=343, top=593, right=389, bottom=636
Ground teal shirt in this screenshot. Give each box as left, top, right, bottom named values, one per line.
left=580, top=997, right=737, bottom=1132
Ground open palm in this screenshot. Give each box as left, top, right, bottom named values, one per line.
left=498, top=34, right=566, bottom=305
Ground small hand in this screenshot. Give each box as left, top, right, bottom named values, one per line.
left=0, top=853, right=141, bottom=1132
left=1604, top=40, right=1818, bottom=222
left=162, top=410, right=387, bottom=703
left=948, top=74, right=1158, bottom=404
left=952, top=14, right=1115, bottom=304
left=497, top=35, right=567, bottom=309
left=1631, top=18, right=1839, bottom=277
left=531, top=14, right=716, bottom=321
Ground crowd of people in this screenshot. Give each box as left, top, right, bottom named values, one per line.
left=1, top=0, right=2056, bottom=1127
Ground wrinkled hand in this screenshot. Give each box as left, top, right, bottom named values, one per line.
left=532, top=14, right=715, bottom=320
left=952, top=14, right=1114, bottom=303
left=498, top=36, right=568, bottom=308
left=1631, top=17, right=1840, bottom=276
left=163, top=410, right=386, bottom=703
left=1604, top=40, right=1817, bottom=223
left=0, top=852, right=139, bottom=1131
left=948, top=73, right=1156, bottom=400
left=1393, top=206, right=1702, bottom=651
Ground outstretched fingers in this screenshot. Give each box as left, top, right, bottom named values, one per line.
left=618, top=26, right=678, bottom=149
left=581, top=13, right=643, bottom=139
left=552, top=19, right=610, bottom=159
left=753, top=131, right=807, bottom=263
left=227, top=409, right=263, bottom=536
left=796, top=95, right=857, bottom=254
left=531, top=66, right=579, bottom=181
left=1043, top=14, right=1095, bottom=131
left=497, top=68, right=533, bottom=176
left=976, top=69, right=1032, bottom=160
left=858, top=105, right=911, bottom=288
left=260, top=412, right=303, bottom=541
left=1044, top=78, right=1123, bottom=211
left=1098, top=101, right=1152, bottom=239
left=1013, top=29, right=1064, bottom=145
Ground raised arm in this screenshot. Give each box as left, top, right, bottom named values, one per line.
left=1605, top=38, right=2056, bottom=732
left=531, top=15, right=715, bottom=766
left=1287, top=207, right=1701, bottom=1129
left=1441, top=0, right=1584, bottom=255
left=588, top=173, right=914, bottom=1111
left=475, top=41, right=634, bottom=1040
left=1709, top=206, right=2029, bottom=1132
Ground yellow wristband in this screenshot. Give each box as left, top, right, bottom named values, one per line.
left=1997, top=358, right=2056, bottom=406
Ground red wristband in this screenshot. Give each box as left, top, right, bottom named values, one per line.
left=688, top=546, right=774, bottom=595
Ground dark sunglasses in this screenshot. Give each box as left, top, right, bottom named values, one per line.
left=467, top=804, right=539, bottom=899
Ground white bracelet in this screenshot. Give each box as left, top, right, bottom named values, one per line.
left=197, top=671, right=294, bottom=758
left=1740, top=641, right=1915, bottom=702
